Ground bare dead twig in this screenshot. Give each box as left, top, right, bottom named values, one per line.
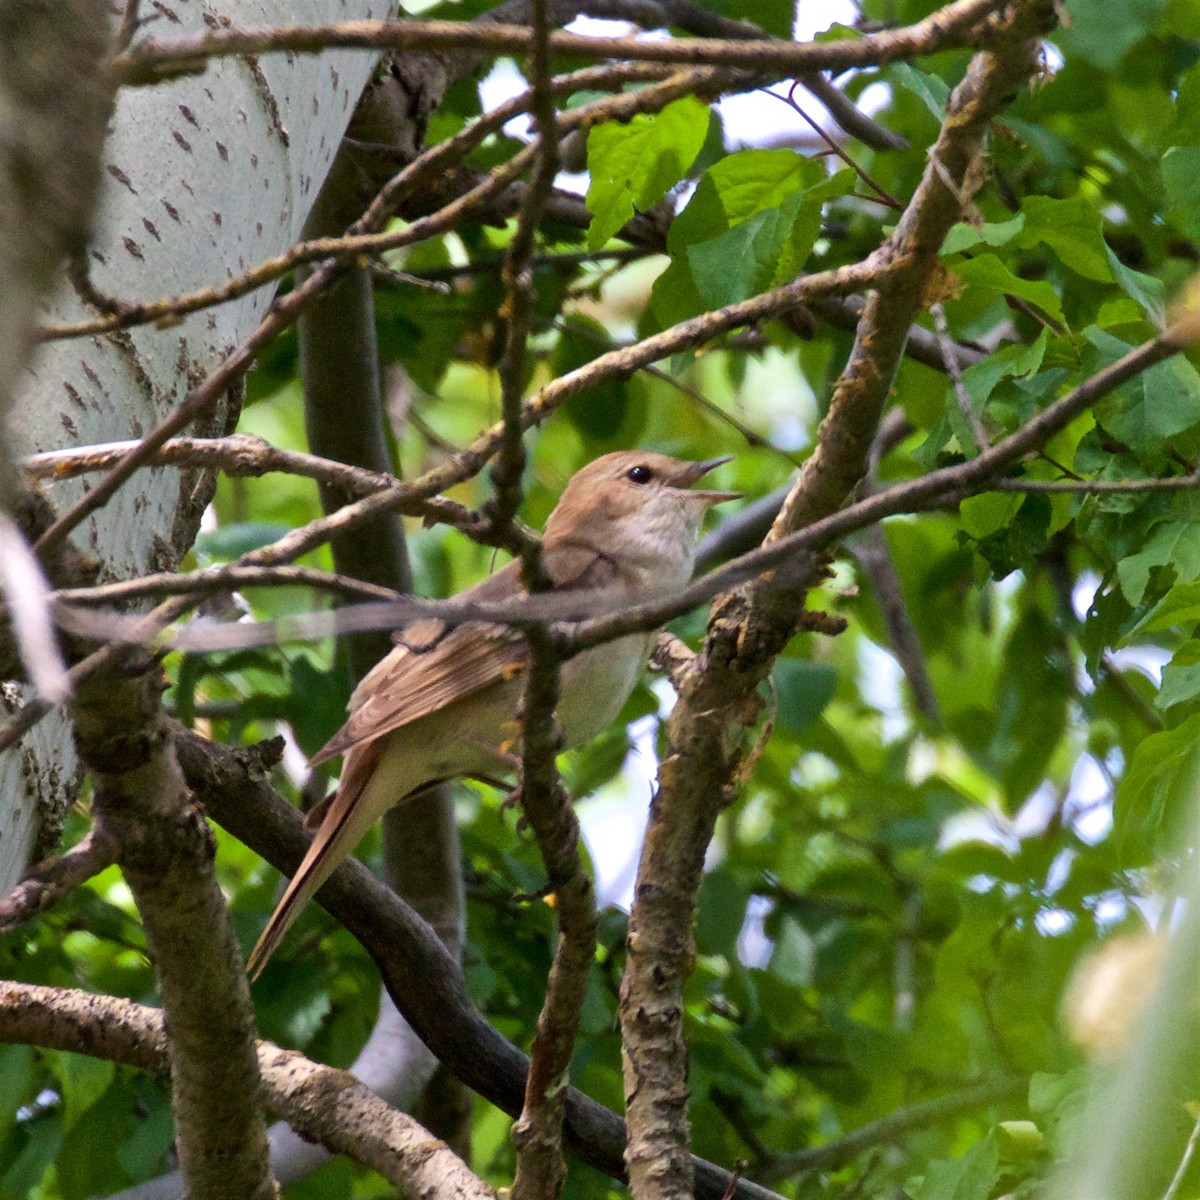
left=0, top=829, right=118, bottom=935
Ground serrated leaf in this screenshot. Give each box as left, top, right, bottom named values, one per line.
left=1116, top=522, right=1200, bottom=604
left=687, top=189, right=818, bottom=308
left=951, top=255, right=1065, bottom=323
left=1017, top=195, right=1114, bottom=282
left=586, top=96, right=709, bottom=250
left=670, top=149, right=824, bottom=249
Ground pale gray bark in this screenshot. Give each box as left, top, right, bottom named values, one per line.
left=0, top=0, right=393, bottom=893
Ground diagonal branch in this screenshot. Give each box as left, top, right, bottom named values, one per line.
left=616, top=6, right=1056, bottom=1200
left=173, top=727, right=784, bottom=1200
left=0, top=981, right=494, bottom=1200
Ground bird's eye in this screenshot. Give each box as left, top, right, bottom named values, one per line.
left=626, top=464, right=653, bottom=484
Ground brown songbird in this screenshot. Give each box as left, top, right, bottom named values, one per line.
left=247, top=450, right=738, bottom=976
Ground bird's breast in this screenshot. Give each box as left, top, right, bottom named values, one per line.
left=557, top=632, right=653, bottom=748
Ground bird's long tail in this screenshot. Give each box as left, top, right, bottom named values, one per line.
left=246, top=743, right=385, bottom=979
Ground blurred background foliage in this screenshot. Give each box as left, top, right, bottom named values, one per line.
left=6, top=0, right=1200, bottom=1197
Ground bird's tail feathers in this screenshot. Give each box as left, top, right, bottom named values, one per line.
left=246, top=746, right=383, bottom=979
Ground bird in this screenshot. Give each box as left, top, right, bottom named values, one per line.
left=246, top=450, right=738, bottom=977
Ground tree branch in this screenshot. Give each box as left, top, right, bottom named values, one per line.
left=173, top=728, right=785, bottom=1200
left=0, top=981, right=494, bottom=1200
left=112, top=2, right=1008, bottom=85
left=71, top=654, right=273, bottom=1200
left=0, top=828, right=117, bottom=935
left=616, top=6, right=1055, bottom=1199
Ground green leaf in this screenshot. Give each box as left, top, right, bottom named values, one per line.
left=1116, top=522, right=1200, bottom=604
left=1058, top=0, right=1168, bottom=71
left=995, top=1119, right=1047, bottom=1162
left=117, top=1098, right=174, bottom=1180
left=554, top=315, right=642, bottom=443
left=960, top=492, right=1022, bottom=539
left=1, top=1114, right=62, bottom=1200
left=1115, top=711, right=1200, bottom=848
left=951, top=255, right=1065, bottom=323
left=1132, top=581, right=1200, bottom=633
left=0, top=1047, right=32, bottom=1142
left=671, top=149, right=825, bottom=248
left=687, top=189, right=819, bottom=309
left=586, top=96, right=709, bottom=249
left=1105, top=354, right=1200, bottom=452
left=773, top=659, right=837, bottom=734
left=889, top=62, right=950, bottom=119
left=1017, top=195, right=1114, bottom=282
left=696, top=870, right=750, bottom=956
left=1105, top=245, right=1165, bottom=321
left=1162, top=145, right=1200, bottom=241
left=916, top=1133, right=1000, bottom=1200
left=1157, top=641, right=1200, bottom=709
left=1166, top=61, right=1200, bottom=145
left=52, top=1052, right=115, bottom=1132
left=941, top=214, right=1025, bottom=256
left=194, top=522, right=292, bottom=560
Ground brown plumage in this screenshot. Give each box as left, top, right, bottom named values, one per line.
left=246, top=451, right=737, bottom=977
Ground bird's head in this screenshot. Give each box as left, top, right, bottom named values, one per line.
left=545, top=451, right=739, bottom=578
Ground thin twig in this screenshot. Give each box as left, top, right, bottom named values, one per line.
left=56, top=563, right=405, bottom=606
left=932, top=302, right=989, bottom=452
left=50, top=318, right=1194, bottom=668
left=769, top=82, right=901, bottom=208
left=508, top=8, right=595, bottom=1180
left=484, top=0, right=561, bottom=589
left=20, top=432, right=528, bottom=543
left=111, top=2, right=1009, bottom=85
left=754, top=1076, right=1026, bottom=1184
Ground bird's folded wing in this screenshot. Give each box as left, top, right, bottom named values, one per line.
left=309, top=543, right=624, bottom=768
left=309, top=622, right=524, bottom=766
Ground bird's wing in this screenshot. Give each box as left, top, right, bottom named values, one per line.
left=308, top=544, right=622, bottom=767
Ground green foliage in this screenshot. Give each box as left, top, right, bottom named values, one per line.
left=586, top=96, right=711, bottom=249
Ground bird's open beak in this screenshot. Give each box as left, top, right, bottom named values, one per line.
left=670, top=456, right=741, bottom=505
